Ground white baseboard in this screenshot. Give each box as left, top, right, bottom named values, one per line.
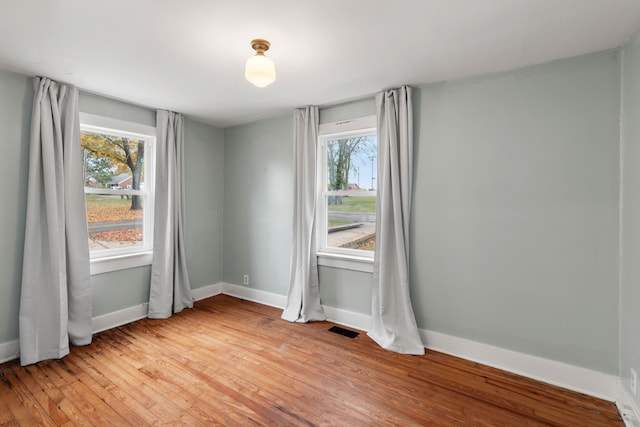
left=420, top=329, right=618, bottom=402
left=322, top=305, right=370, bottom=331
left=1, top=302, right=153, bottom=363
left=92, top=303, right=149, bottom=334
left=217, top=285, right=371, bottom=332
left=618, top=380, right=640, bottom=427
left=192, top=283, right=223, bottom=301
left=0, top=339, right=19, bottom=364
left=221, top=282, right=287, bottom=309
left=0, top=282, right=225, bottom=364
left=93, top=282, right=223, bottom=334
left=93, top=283, right=225, bottom=335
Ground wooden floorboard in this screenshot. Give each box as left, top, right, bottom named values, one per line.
left=0, top=295, right=623, bottom=426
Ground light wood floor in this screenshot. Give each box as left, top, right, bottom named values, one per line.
left=0, top=295, right=622, bottom=426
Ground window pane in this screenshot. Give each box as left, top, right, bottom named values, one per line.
left=81, top=130, right=148, bottom=253
left=86, top=194, right=145, bottom=251
left=325, top=134, right=377, bottom=252
left=81, top=131, right=146, bottom=191
left=326, top=136, right=377, bottom=191
left=326, top=194, right=376, bottom=251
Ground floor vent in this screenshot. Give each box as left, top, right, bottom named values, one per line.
left=329, top=326, right=359, bottom=338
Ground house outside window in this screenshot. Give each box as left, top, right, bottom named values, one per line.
left=79, top=113, right=156, bottom=274
left=317, top=115, right=377, bottom=271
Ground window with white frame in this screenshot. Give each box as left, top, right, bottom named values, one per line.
left=317, top=116, right=377, bottom=261
left=79, top=113, right=156, bottom=274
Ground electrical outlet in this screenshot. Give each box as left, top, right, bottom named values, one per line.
left=243, top=274, right=249, bottom=286
left=631, top=368, right=637, bottom=396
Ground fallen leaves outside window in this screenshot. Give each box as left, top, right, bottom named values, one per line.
left=90, top=229, right=142, bottom=242
left=86, top=205, right=143, bottom=223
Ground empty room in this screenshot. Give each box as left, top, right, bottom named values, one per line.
left=1, top=1, right=640, bottom=425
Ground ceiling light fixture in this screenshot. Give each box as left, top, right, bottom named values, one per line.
left=245, top=38, right=276, bottom=88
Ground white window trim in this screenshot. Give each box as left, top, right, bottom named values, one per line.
left=80, top=113, right=156, bottom=138
left=316, top=115, right=377, bottom=272
left=317, top=252, right=374, bottom=273
left=80, top=113, right=157, bottom=275
left=318, top=115, right=376, bottom=135
left=89, top=252, right=154, bottom=275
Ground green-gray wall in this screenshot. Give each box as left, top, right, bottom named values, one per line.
left=0, top=71, right=224, bottom=341
left=223, top=116, right=293, bottom=294
left=183, top=119, right=224, bottom=290
left=0, top=68, right=31, bottom=344
left=621, top=28, right=640, bottom=406
left=413, top=50, right=619, bottom=374
left=222, top=50, right=621, bottom=374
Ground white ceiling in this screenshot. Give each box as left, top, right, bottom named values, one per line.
left=1, top=0, right=639, bottom=128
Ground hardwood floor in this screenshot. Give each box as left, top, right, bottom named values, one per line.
left=0, top=295, right=622, bottom=426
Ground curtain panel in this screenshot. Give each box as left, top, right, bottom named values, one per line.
left=19, top=77, right=92, bottom=366
left=282, top=106, right=326, bottom=322
left=149, top=110, right=193, bottom=318
left=368, top=86, right=424, bottom=355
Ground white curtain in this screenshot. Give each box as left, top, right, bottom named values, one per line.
left=282, top=107, right=326, bottom=322
left=19, top=77, right=92, bottom=366
left=148, top=110, right=193, bottom=318
left=368, top=86, right=424, bottom=355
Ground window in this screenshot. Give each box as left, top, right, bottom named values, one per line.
left=79, top=113, right=156, bottom=274
left=317, top=116, right=377, bottom=268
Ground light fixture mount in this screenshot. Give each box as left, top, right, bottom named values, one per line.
left=250, top=39, right=271, bottom=55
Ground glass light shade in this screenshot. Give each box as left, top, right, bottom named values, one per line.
left=245, top=54, right=276, bottom=88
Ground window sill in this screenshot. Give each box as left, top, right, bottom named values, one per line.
left=90, top=251, right=153, bottom=275
left=317, top=252, right=374, bottom=273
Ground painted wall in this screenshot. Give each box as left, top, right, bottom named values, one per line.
left=222, top=50, right=621, bottom=374
left=412, top=50, right=620, bottom=374
left=0, top=68, right=31, bottom=344
left=319, top=98, right=375, bottom=124
left=223, top=116, right=293, bottom=294
left=184, top=119, right=225, bottom=289
left=0, top=71, right=224, bottom=342
left=621, top=28, right=640, bottom=406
